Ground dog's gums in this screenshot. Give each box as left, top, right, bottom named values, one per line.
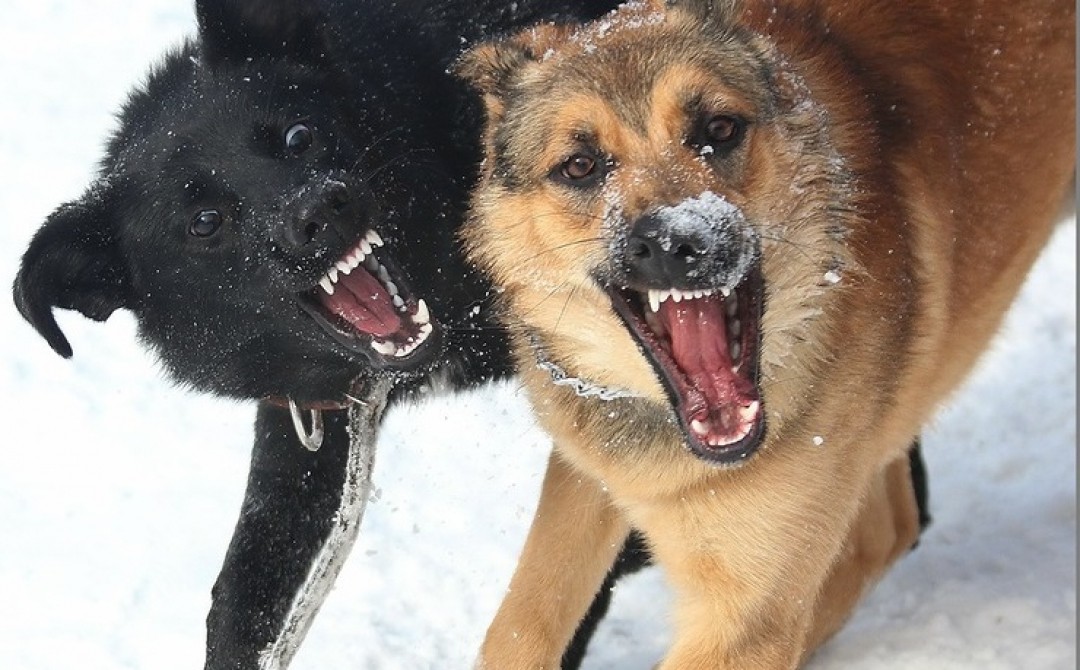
left=608, top=267, right=764, bottom=463
left=299, top=230, right=437, bottom=363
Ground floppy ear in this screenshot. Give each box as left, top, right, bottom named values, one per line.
left=12, top=187, right=134, bottom=359
left=196, top=0, right=331, bottom=66
left=667, top=0, right=743, bottom=26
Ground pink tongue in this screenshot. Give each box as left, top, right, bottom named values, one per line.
left=318, top=268, right=403, bottom=338
left=659, top=297, right=754, bottom=432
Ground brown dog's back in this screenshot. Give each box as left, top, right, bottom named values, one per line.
left=460, top=1, right=1074, bottom=667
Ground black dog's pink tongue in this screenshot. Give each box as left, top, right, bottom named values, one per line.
left=318, top=268, right=403, bottom=338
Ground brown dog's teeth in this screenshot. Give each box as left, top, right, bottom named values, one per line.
left=726, top=294, right=739, bottom=317
left=644, top=309, right=664, bottom=334
left=739, top=401, right=760, bottom=423
left=648, top=289, right=663, bottom=312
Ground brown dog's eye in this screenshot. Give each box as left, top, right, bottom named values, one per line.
left=563, top=154, right=596, bottom=180
left=190, top=209, right=223, bottom=237
left=701, top=115, right=746, bottom=149
left=552, top=152, right=608, bottom=187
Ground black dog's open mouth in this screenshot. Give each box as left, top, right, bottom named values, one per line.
left=298, top=230, right=437, bottom=364
left=608, top=267, right=765, bottom=464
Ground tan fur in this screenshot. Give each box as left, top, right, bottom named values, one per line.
left=460, top=0, right=1075, bottom=667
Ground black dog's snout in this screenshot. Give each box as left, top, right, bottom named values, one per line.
left=284, top=182, right=352, bottom=248
left=624, top=214, right=713, bottom=285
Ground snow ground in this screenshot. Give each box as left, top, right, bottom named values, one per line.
left=0, top=2, right=1074, bottom=669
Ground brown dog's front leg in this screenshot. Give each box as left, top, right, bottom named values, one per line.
left=478, top=451, right=631, bottom=669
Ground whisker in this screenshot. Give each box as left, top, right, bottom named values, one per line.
left=520, top=279, right=572, bottom=318
left=551, top=283, right=580, bottom=338
left=360, top=148, right=438, bottom=183
left=493, top=209, right=608, bottom=230
left=515, top=237, right=606, bottom=265
left=349, top=125, right=408, bottom=173
left=756, top=233, right=821, bottom=264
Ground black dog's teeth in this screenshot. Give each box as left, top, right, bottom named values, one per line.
left=317, top=230, right=407, bottom=309
left=311, top=229, right=436, bottom=359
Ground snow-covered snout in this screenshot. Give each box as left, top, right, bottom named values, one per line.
left=611, top=192, right=760, bottom=296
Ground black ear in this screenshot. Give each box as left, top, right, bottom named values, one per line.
left=197, top=0, right=331, bottom=65
left=12, top=186, right=134, bottom=359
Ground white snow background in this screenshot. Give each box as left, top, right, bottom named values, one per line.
left=0, top=2, right=1074, bottom=668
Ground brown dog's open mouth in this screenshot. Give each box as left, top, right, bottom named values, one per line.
left=608, top=268, right=765, bottom=464
left=298, top=230, right=438, bottom=363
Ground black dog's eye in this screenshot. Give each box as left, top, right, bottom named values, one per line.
left=284, top=122, right=314, bottom=155
left=552, top=152, right=607, bottom=187
left=190, top=209, right=223, bottom=237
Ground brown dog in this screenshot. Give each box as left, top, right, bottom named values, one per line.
left=458, top=0, right=1074, bottom=667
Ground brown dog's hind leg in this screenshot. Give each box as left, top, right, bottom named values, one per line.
left=478, top=452, right=632, bottom=669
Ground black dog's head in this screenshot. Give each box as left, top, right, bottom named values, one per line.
left=14, top=0, right=498, bottom=404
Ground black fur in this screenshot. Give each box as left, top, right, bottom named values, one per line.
left=13, top=0, right=633, bottom=667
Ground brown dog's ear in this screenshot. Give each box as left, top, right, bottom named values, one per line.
left=13, top=185, right=134, bottom=358
left=667, top=0, right=743, bottom=26
left=455, top=23, right=570, bottom=106
left=454, top=39, right=533, bottom=101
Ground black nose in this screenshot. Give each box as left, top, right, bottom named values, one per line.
left=284, top=182, right=352, bottom=248
left=624, top=213, right=713, bottom=285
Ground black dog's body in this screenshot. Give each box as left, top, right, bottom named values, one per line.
left=14, top=0, right=644, bottom=667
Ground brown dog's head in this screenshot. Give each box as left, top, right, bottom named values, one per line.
left=458, top=0, right=855, bottom=465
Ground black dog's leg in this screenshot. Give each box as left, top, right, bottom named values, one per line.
left=205, top=402, right=350, bottom=669
left=908, top=436, right=932, bottom=541
left=561, top=531, right=652, bottom=670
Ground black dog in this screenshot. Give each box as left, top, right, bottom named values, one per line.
left=13, top=0, right=654, bottom=667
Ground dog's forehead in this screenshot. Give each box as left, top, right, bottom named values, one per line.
left=111, top=62, right=333, bottom=179
left=520, top=27, right=771, bottom=140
